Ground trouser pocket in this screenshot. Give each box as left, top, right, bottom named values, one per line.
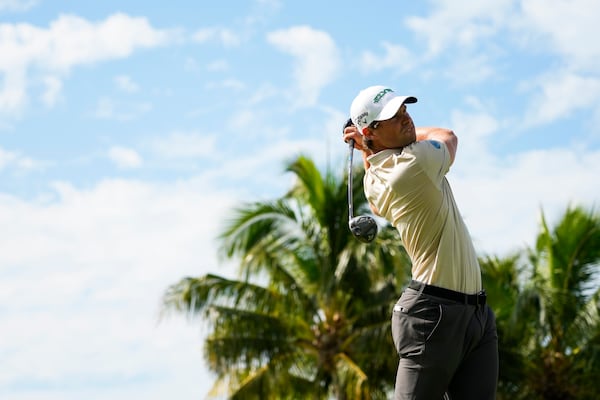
left=392, top=289, right=442, bottom=358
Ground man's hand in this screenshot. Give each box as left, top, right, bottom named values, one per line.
left=343, top=122, right=368, bottom=152
left=343, top=125, right=371, bottom=155
left=343, top=119, right=373, bottom=170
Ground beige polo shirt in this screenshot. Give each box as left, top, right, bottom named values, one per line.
left=364, top=140, right=481, bottom=294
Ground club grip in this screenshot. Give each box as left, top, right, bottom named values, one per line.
left=343, top=118, right=354, bottom=130
left=343, top=118, right=355, bottom=149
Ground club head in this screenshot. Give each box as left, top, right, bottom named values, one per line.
left=349, top=215, right=378, bottom=243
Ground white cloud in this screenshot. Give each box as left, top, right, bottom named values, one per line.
left=247, top=83, right=278, bottom=105
left=453, top=146, right=600, bottom=256
left=359, top=41, right=414, bottom=74
left=93, top=97, right=152, bottom=121
left=149, top=131, right=217, bottom=159
left=0, top=69, right=27, bottom=114
left=450, top=108, right=500, bottom=169
left=398, top=0, right=516, bottom=89
left=521, top=71, right=600, bottom=127
left=0, top=146, right=17, bottom=169
left=40, top=75, right=63, bottom=106
left=115, top=75, right=139, bottom=93
left=44, top=13, right=171, bottom=70
left=403, top=0, right=600, bottom=125
left=94, top=97, right=116, bottom=118
left=0, top=0, right=37, bottom=12
left=0, top=145, right=39, bottom=173
left=205, top=78, right=245, bottom=91
left=108, top=146, right=143, bottom=169
left=192, top=27, right=241, bottom=47
left=407, top=0, right=600, bottom=74
left=517, top=0, right=600, bottom=72
left=267, top=26, right=340, bottom=107
left=0, top=177, right=239, bottom=399
left=201, top=134, right=337, bottom=198
left=205, top=59, right=230, bottom=72
left=0, top=13, right=172, bottom=114
left=442, top=53, right=496, bottom=85
left=183, top=56, right=199, bottom=71
left=398, top=0, right=600, bottom=102
left=405, top=0, right=514, bottom=56
left=510, top=0, right=600, bottom=127
left=242, top=0, right=282, bottom=28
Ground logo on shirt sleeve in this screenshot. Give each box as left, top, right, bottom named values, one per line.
left=427, top=140, right=441, bottom=149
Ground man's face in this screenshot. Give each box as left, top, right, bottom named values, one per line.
left=369, top=104, right=416, bottom=149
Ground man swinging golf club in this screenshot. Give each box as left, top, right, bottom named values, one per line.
left=342, top=85, right=498, bottom=399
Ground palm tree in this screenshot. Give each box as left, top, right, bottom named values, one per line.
left=479, top=253, right=529, bottom=399
left=481, top=205, right=600, bottom=399
left=163, top=155, right=411, bottom=399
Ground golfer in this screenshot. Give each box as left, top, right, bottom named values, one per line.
left=343, top=85, right=498, bottom=399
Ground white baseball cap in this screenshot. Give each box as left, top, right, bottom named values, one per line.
left=350, top=85, right=417, bottom=134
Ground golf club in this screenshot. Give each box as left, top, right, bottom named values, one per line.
left=344, top=118, right=378, bottom=243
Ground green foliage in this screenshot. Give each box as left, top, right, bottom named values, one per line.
left=482, top=205, right=600, bottom=400
left=163, top=155, right=411, bottom=399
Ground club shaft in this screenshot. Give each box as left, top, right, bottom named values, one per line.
left=347, top=139, right=355, bottom=219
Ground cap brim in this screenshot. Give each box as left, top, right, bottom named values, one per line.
left=375, top=96, right=417, bottom=121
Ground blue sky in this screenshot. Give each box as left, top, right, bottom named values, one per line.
left=1, top=0, right=599, bottom=399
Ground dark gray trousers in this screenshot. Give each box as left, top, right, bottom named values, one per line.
left=391, top=287, right=498, bottom=400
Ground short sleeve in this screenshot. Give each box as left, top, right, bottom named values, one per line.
left=407, top=140, right=450, bottom=185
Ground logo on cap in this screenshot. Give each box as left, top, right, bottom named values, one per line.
left=356, top=111, right=368, bottom=126
left=373, top=88, right=393, bottom=103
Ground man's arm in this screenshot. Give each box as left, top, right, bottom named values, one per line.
left=416, top=127, right=457, bottom=164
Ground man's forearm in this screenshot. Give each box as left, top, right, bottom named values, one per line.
left=361, top=149, right=372, bottom=170
left=416, top=127, right=453, bottom=141
left=415, top=127, right=457, bottom=162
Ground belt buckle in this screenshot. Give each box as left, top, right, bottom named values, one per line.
left=476, top=290, right=487, bottom=306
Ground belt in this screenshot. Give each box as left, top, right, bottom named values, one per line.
left=408, top=280, right=487, bottom=306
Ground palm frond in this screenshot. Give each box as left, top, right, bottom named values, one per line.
left=285, top=155, right=326, bottom=222
left=218, top=200, right=297, bottom=261
left=334, top=352, right=368, bottom=396
left=227, top=352, right=321, bottom=400
left=162, top=274, right=283, bottom=318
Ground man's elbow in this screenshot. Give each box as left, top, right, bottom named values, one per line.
left=445, top=130, right=458, bottom=161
